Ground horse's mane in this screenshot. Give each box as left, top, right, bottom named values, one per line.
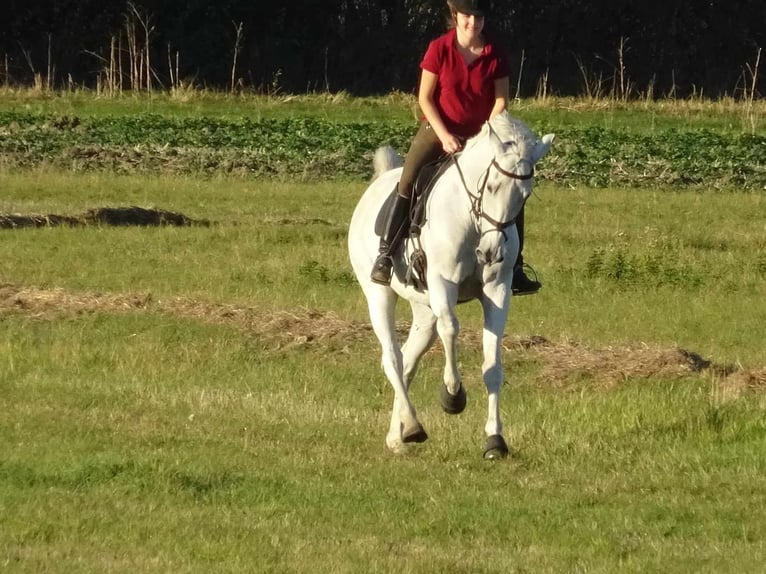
left=466, top=111, right=537, bottom=156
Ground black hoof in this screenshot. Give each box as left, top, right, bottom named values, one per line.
left=402, top=423, right=428, bottom=444
left=483, top=435, right=509, bottom=459
left=440, top=384, right=466, bottom=414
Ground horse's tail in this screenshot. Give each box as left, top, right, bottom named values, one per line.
left=373, top=146, right=403, bottom=179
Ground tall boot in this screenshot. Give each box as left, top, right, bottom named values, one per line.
left=512, top=207, right=542, bottom=295
left=370, top=193, right=411, bottom=285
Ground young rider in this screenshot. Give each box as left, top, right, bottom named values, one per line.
left=370, top=0, right=541, bottom=295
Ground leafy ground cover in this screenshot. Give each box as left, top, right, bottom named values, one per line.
left=1, top=93, right=765, bottom=188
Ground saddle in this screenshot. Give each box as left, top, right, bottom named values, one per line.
left=374, top=155, right=453, bottom=290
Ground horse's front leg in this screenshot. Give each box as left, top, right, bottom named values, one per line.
left=480, top=280, right=513, bottom=459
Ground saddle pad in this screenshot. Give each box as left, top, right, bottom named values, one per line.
left=374, top=154, right=453, bottom=236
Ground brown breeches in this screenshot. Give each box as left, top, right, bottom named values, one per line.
left=397, top=121, right=445, bottom=199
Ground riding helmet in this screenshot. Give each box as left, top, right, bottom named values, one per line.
left=448, top=0, right=490, bottom=17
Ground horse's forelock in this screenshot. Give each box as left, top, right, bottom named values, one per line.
left=489, top=113, right=537, bottom=157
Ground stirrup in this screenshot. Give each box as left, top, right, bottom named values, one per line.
left=512, top=263, right=542, bottom=296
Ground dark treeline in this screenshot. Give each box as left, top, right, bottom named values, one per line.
left=1, top=0, right=763, bottom=98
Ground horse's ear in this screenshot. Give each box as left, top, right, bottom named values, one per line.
left=532, top=133, right=555, bottom=163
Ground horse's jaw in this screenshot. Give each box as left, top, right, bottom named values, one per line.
left=474, top=179, right=527, bottom=275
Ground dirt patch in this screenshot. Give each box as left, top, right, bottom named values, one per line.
left=0, top=281, right=760, bottom=391
left=0, top=207, right=210, bottom=229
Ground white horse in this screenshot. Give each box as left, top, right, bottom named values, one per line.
left=348, top=111, right=554, bottom=458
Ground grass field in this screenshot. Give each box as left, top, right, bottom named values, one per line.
left=1, top=92, right=765, bottom=573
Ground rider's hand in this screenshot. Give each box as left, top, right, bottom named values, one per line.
left=441, top=134, right=463, bottom=155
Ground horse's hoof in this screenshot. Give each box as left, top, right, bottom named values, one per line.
left=440, top=384, right=466, bottom=414
left=402, top=423, right=428, bottom=444
left=483, top=435, right=509, bottom=459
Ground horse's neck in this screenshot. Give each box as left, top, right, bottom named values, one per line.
left=425, top=144, right=488, bottom=237
left=453, top=136, right=491, bottom=189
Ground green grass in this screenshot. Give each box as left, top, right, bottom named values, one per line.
left=1, top=312, right=765, bottom=573
left=2, top=170, right=764, bottom=364
left=1, top=94, right=765, bottom=572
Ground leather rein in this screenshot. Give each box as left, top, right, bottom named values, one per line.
left=452, top=152, right=534, bottom=239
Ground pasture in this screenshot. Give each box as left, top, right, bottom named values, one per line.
left=1, top=93, right=765, bottom=572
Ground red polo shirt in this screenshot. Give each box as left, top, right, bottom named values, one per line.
left=420, top=28, right=510, bottom=139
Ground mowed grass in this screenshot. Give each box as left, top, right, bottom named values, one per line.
left=1, top=168, right=766, bottom=572
left=2, top=170, right=764, bottom=363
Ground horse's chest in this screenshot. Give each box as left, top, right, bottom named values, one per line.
left=457, top=274, right=483, bottom=303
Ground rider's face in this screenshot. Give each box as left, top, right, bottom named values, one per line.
left=455, top=12, right=485, bottom=37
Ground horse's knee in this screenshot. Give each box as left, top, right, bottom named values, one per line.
left=482, top=365, right=503, bottom=393
left=380, top=343, right=402, bottom=366
left=436, top=314, right=459, bottom=339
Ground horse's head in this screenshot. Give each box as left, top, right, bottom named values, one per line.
left=474, top=113, right=555, bottom=269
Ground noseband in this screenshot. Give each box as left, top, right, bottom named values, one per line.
left=452, top=153, right=533, bottom=239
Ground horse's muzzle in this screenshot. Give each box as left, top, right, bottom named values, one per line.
left=476, top=246, right=504, bottom=267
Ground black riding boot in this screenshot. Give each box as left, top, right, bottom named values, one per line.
left=512, top=207, right=542, bottom=296
left=370, top=193, right=411, bottom=285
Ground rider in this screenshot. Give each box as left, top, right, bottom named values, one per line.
left=370, top=0, right=542, bottom=296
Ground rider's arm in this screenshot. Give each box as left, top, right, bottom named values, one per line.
left=418, top=70, right=463, bottom=154
left=489, top=76, right=509, bottom=118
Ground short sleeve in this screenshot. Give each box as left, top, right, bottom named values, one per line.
left=420, top=39, right=442, bottom=75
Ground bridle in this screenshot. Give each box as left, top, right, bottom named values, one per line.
left=452, top=151, right=534, bottom=240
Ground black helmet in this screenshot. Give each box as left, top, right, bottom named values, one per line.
left=448, top=0, right=490, bottom=17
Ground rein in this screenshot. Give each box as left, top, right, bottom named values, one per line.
left=451, top=153, right=533, bottom=238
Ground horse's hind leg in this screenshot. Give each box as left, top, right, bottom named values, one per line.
left=406, top=300, right=467, bottom=415
left=428, top=281, right=465, bottom=409
left=365, top=287, right=426, bottom=451
left=402, top=301, right=438, bottom=388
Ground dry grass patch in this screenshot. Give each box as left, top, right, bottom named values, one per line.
left=512, top=338, right=728, bottom=389
left=717, top=368, right=766, bottom=402
left=0, top=281, right=761, bottom=392
left=0, top=282, right=362, bottom=346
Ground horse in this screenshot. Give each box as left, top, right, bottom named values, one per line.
left=348, top=111, right=554, bottom=458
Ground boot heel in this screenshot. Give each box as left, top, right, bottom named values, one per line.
left=370, top=255, right=394, bottom=284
